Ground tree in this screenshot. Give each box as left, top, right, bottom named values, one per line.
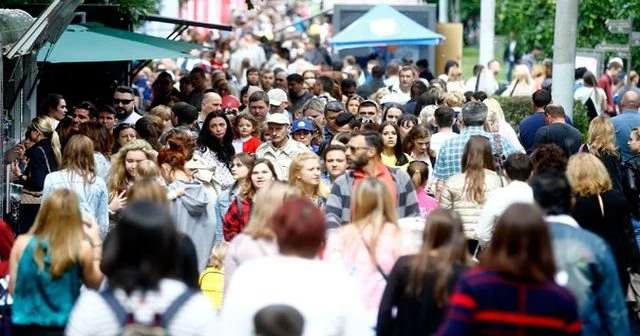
left=496, top=0, right=640, bottom=69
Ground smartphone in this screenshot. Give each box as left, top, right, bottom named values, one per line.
left=117, top=187, right=128, bottom=196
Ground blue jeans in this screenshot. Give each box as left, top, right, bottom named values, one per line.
left=631, top=216, right=640, bottom=250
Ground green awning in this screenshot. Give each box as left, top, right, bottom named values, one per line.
left=37, top=23, right=203, bottom=63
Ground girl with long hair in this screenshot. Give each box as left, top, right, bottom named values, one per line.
left=288, top=152, right=328, bottom=207
left=404, top=124, right=436, bottom=166
left=196, top=111, right=236, bottom=191
left=440, top=136, right=504, bottom=251
left=575, top=71, right=607, bottom=117
left=379, top=121, right=412, bottom=171
left=377, top=209, right=471, bottom=335
left=43, top=135, right=109, bottom=237
left=214, top=153, right=255, bottom=243
left=79, top=121, right=113, bottom=180
left=66, top=201, right=216, bottom=335
left=12, top=115, right=62, bottom=232
left=324, top=178, right=415, bottom=328
left=223, top=159, right=277, bottom=241
left=501, top=64, right=536, bottom=97
left=584, top=116, right=623, bottom=191
left=10, top=189, right=103, bottom=335
left=43, top=93, right=67, bottom=128
left=382, top=104, right=404, bottom=124
left=223, top=182, right=300, bottom=290
left=407, top=160, right=439, bottom=215
left=232, top=112, right=261, bottom=154
left=111, top=123, right=137, bottom=155
left=438, top=204, right=581, bottom=334
left=158, top=138, right=216, bottom=272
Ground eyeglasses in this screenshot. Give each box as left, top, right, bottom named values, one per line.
left=346, top=145, right=370, bottom=152
left=223, top=107, right=238, bottom=115
left=358, top=117, right=375, bottom=125
left=113, top=98, right=134, bottom=105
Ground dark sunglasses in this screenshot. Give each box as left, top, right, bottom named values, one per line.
left=358, top=117, right=375, bottom=125
left=113, top=98, right=134, bottom=105
left=223, top=107, right=238, bottom=115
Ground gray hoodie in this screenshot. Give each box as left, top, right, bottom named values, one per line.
left=169, top=179, right=217, bottom=271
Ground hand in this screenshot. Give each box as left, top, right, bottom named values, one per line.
left=82, top=217, right=101, bottom=245
left=175, top=189, right=185, bottom=197
left=11, top=162, right=22, bottom=179
left=14, top=144, right=25, bottom=160
left=108, top=190, right=127, bottom=212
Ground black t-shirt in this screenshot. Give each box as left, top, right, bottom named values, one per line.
left=532, top=123, right=582, bottom=156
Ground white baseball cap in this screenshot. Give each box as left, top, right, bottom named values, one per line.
left=265, top=113, right=290, bottom=125
left=268, top=88, right=288, bottom=106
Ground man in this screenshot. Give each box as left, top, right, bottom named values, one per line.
left=112, top=86, right=141, bottom=126
left=415, top=59, right=434, bottom=82
left=340, top=79, right=357, bottom=98
left=325, top=130, right=419, bottom=228
left=323, top=101, right=343, bottom=143
left=387, top=66, right=415, bottom=104
left=433, top=101, right=519, bottom=199
left=519, top=89, right=571, bottom=154
left=384, top=62, right=400, bottom=88
left=260, top=69, right=275, bottom=91
left=322, top=144, right=348, bottom=186
left=431, top=106, right=459, bottom=156
left=301, top=98, right=326, bottom=128
left=476, top=153, right=534, bottom=246
left=531, top=171, right=630, bottom=335
left=186, top=67, right=208, bottom=109
left=503, top=32, right=521, bottom=82
left=248, top=91, right=270, bottom=125
left=612, top=91, right=640, bottom=162
left=356, top=65, right=386, bottom=99
left=267, top=88, right=289, bottom=116
left=197, top=92, right=222, bottom=131
left=246, top=67, right=260, bottom=87
left=357, top=100, right=380, bottom=124
left=484, top=60, right=501, bottom=95
left=334, top=112, right=361, bottom=133
left=97, top=105, right=116, bottom=132
left=531, top=105, right=582, bottom=157
left=312, top=76, right=337, bottom=102
left=287, top=74, right=314, bottom=116
left=255, top=113, right=309, bottom=180
left=274, top=68, right=288, bottom=90
left=599, top=58, right=624, bottom=116
left=72, top=101, right=97, bottom=132
left=521, top=44, right=543, bottom=71
left=169, top=102, right=199, bottom=139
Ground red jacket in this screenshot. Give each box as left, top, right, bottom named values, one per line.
left=223, top=197, right=252, bottom=241
left=241, top=137, right=261, bottom=154
left=0, top=220, right=15, bottom=277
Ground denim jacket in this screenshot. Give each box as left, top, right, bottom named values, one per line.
left=548, top=216, right=630, bottom=336
left=214, top=184, right=239, bottom=243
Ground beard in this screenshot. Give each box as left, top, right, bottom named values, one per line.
left=348, top=155, right=368, bottom=170
left=116, top=107, right=131, bottom=120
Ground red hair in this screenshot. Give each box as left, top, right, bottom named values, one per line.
left=270, top=197, right=326, bottom=258
left=157, top=138, right=187, bottom=169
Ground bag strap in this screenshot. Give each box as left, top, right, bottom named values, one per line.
left=38, top=147, right=51, bottom=174
left=597, top=194, right=604, bottom=217
left=359, top=232, right=388, bottom=281
left=509, top=80, right=519, bottom=97
left=236, top=196, right=243, bottom=223
left=100, top=291, right=128, bottom=326
left=161, top=290, right=197, bottom=328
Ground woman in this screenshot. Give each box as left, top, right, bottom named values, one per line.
left=482, top=98, right=524, bottom=152
left=65, top=201, right=216, bottom=336
left=377, top=209, right=471, bottom=335
left=158, top=138, right=216, bottom=272
left=288, top=152, right=328, bottom=207
left=346, top=95, right=364, bottom=115
left=12, top=116, right=62, bottom=233
left=404, top=124, right=436, bottom=166
left=214, top=153, right=255, bottom=244
left=196, top=111, right=236, bottom=192
left=106, top=139, right=157, bottom=228
left=135, top=116, right=163, bottom=152
left=397, top=114, right=419, bottom=141
left=324, top=178, right=415, bottom=328
left=221, top=197, right=369, bottom=335
left=584, top=116, right=623, bottom=191
left=446, top=67, right=465, bottom=93
left=440, top=136, right=504, bottom=251
left=437, top=204, right=581, bottom=335
left=10, top=189, right=103, bottom=335
left=79, top=121, right=113, bottom=180
left=575, top=71, right=607, bottom=118
left=111, top=123, right=137, bottom=154
left=407, top=160, right=438, bottom=215
left=42, top=135, right=109, bottom=237
left=223, top=182, right=300, bottom=290
left=567, top=153, right=639, bottom=291
left=43, top=93, right=67, bottom=129
left=148, top=104, right=173, bottom=133
left=381, top=104, right=404, bottom=124
left=501, top=64, right=536, bottom=97
left=380, top=121, right=412, bottom=171
left=223, top=159, right=277, bottom=241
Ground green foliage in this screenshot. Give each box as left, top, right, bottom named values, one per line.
left=496, top=0, right=640, bottom=69
left=495, top=96, right=589, bottom=141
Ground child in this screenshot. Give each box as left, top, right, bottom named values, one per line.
left=232, top=112, right=261, bottom=154
left=407, top=160, right=438, bottom=216
left=199, top=241, right=228, bottom=310
left=135, top=159, right=161, bottom=180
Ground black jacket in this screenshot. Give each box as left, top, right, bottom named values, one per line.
left=22, top=138, right=59, bottom=191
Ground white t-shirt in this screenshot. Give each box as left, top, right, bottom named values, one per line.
left=221, top=256, right=370, bottom=336
left=574, top=86, right=607, bottom=116
left=65, top=279, right=217, bottom=336
left=431, top=131, right=459, bottom=156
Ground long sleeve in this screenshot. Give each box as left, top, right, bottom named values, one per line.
left=23, top=147, right=51, bottom=191
left=223, top=241, right=241, bottom=293
left=213, top=198, right=225, bottom=244
left=397, top=170, right=421, bottom=218
left=376, top=259, right=406, bottom=336
left=439, top=181, right=453, bottom=210
left=436, top=275, right=475, bottom=335
left=95, top=182, right=109, bottom=239
left=325, top=182, right=345, bottom=229
left=476, top=195, right=499, bottom=245
left=531, top=127, right=547, bottom=154
left=223, top=199, right=242, bottom=242
left=595, top=243, right=631, bottom=336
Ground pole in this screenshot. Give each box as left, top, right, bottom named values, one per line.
left=551, top=0, right=579, bottom=119
left=439, top=0, right=449, bottom=23
left=478, top=0, right=495, bottom=66
left=628, top=18, right=634, bottom=75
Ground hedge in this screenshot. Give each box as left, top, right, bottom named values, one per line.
left=494, top=96, right=589, bottom=142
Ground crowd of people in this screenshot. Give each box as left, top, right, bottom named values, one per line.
left=2, top=6, right=640, bottom=334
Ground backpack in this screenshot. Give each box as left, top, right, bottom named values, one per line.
left=100, top=289, right=197, bottom=336
left=584, top=89, right=599, bottom=121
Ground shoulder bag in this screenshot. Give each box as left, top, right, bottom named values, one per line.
left=20, top=147, right=51, bottom=205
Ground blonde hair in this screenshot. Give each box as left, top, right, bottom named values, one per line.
left=588, top=116, right=619, bottom=158
left=448, top=67, right=463, bottom=81
left=208, top=241, right=229, bottom=269
left=135, top=159, right=161, bottom=180
left=29, top=189, right=84, bottom=278
left=482, top=98, right=506, bottom=122
left=513, top=64, right=534, bottom=86
left=351, top=178, right=399, bottom=264
left=148, top=105, right=172, bottom=122
left=61, top=135, right=96, bottom=185
left=371, top=87, right=391, bottom=104
left=32, top=115, right=62, bottom=165
left=419, top=105, right=438, bottom=126
left=243, top=181, right=301, bottom=240
left=532, top=64, right=546, bottom=78
left=127, top=178, right=168, bottom=206
left=288, top=152, right=329, bottom=200
left=484, top=110, right=500, bottom=133
left=566, top=153, right=612, bottom=196
left=444, top=92, right=465, bottom=108
left=107, top=139, right=157, bottom=196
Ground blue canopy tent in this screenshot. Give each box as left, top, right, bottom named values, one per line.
left=329, top=5, right=444, bottom=51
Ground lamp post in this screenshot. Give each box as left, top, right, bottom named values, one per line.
left=478, top=0, right=495, bottom=66
left=551, top=0, right=579, bottom=118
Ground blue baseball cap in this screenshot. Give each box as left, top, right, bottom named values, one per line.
left=291, top=119, right=314, bottom=133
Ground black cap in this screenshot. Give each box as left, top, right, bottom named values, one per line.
left=172, top=102, right=198, bottom=125
left=335, top=112, right=355, bottom=127
left=98, top=104, right=116, bottom=115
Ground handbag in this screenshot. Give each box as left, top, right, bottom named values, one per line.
left=359, top=233, right=388, bottom=281
left=20, top=147, right=51, bottom=205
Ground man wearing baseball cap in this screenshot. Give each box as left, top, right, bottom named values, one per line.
left=291, top=118, right=318, bottom=153
left=256, top=113, right=309, bottom=180
left=267, top=88, right=289, bottom=114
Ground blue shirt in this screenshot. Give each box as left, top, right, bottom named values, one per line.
left=611, top=110, right=640, bottom=162
left=433, top=126, right=519, bottom=182
left=519, top=112, right=573, bottom=154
